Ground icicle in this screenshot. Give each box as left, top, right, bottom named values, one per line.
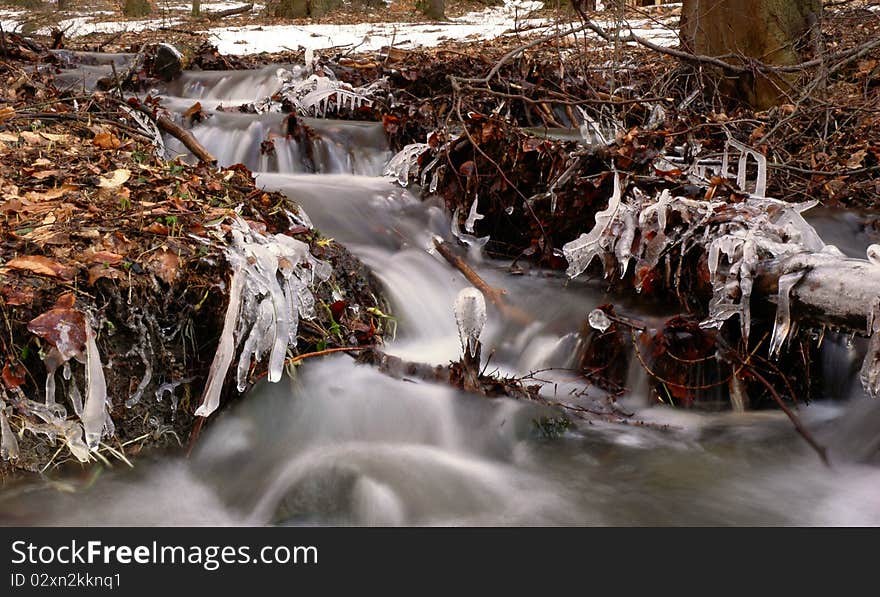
left=155, top=378, right=193, bottom=411
left=563, top=172, right=623, bottom=278
left=61, top=420, right=90, bottom=463
left=197, top=214, right=333, bottom=415
left=383, top=143, right=429, bottom=187
left=195, top=266, right=244, bottom=418
left=861, top=328, right=880, bottom=399
left=454, top=287, right=487, bottom=358
left=68, top=374, right=83, bottom=417
left=465, top=195, right=484, bottom=233
left=0, top=401, right=19, bottom=461
left=236, top=298, right=275, bottom=392
left=769, top=270, right=807, bottom=359
left=82, top=320, right=110, bottom=451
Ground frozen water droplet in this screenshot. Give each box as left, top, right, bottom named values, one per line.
left=588, top=309, right=612, bottom=332
left=454, top=287, right=487, bottom=357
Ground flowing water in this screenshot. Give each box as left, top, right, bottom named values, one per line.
left=5, top=64, right=880, bottom=526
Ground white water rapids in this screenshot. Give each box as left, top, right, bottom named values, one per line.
left=4, top=65, right=880, bottom=526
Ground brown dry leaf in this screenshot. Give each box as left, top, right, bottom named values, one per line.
left=39, top=132, right=68, bottom=143
left=21, top=226, right=70, bottom=246
left=858, top=59, right=877, bottom=76
left=0, top=106, right=14, bottom=125
left=0, top=132, right=18, bottom=143
left=32, top=169, right=63, bottom=180
left=143, top=222, right=170, bottom=235
left=847, top=149, right=867, bottom=169
left=4, top=255, right=75, bottom=279
left=148, top=248, right=180, bottom=285
left=88, top=264, right=123, bottom=286
left=2, top=362, right=25, bottom=389
left=93, top=131, right=121, bottom=150
left=24, top=184, right=77, bottom=201
left=27, top=299, right=86, bottom=359
left=183, top=101, right=203, bottom=119
left=97, top=168, right=131, bottom=189
left=84, top=250, right=124, bottom=266
left=0, top=280, right=36, bottom=306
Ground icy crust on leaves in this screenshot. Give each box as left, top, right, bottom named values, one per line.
left=14, top=310, right=112, bottom=462
left=245, top=67, right=379, bottom=117
left=562, top=173, right=847, bottom=364
left=454, top=287, right=487, bottom=358
left=195, top=216, right=332, bottom=418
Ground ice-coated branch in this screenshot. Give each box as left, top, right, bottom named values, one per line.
left=562, top=176, right=880, bottom=397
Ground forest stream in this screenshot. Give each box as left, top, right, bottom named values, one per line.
left=3, top=59, right=880, bottom=526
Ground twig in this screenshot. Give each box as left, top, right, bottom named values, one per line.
left=433, top=238, right=532, bottom=326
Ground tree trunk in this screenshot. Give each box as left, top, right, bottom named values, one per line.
left=192, top=0, right=201, bottom=17
left=270, top=0, right=342, bottom=17
left=680, top=0, right=821, bottom=108
left=122, top=0, right=153, bottom=17
left=419, top=0, right=445, bottom=20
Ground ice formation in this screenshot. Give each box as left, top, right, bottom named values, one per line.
left=465, top=195, right=485, bottom=233
left=23, top=307, right=112, bottom=460
left=588, top=308, right=612, bottom=333
left=384, top=143, right=430, bottom=187
left=563, top=172, right=849, bottom=362
left=195, top=216, right=332, bottom=418
left=0, top=400, right=19, bottom=461
left=82, top=319, right=112, bottom=450
left=278, top=70, right=377, bottom=117
left=454, top=287, right=487, bottom=358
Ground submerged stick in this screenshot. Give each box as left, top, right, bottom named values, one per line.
left=433, top=238, right=532, bottom=326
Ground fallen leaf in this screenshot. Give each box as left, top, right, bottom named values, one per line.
left=847, top=149, right=867, bottom=169
left=4, top=255, right=75, bottom=279
left=27, top=299, right=86, bottom=359
left=24, top=184, right=77, bottom=201
left=32, top=169, right=63, bottom=180
left=0, top=281, right=36, bottom=306
left=88, top=264, right=123, bottom=286
left=0, top=106, right=14, bottom=124
left=2, top=362, right=25, bottom=389
left=84, top=250, right=124, bottom=266
left=143, top=222, right=169, bottom=235
left=93, top=131, right=121, bottom=150
left=97, top=168, right=131, bottom=189
left=148, top=248, right=180, bottom=284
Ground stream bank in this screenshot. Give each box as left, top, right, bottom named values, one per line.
left=0, top=42, right=390, bottom=479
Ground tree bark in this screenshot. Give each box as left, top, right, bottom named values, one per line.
left=419, top=0, right=445, bottom=20
left=270, top=0, right=342, bottom=17
left=680, top=0, right=821, bottom=108
left=122, top=0, right=153, bottom=17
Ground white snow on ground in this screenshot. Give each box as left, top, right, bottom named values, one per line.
left=207, top=0, right=547, bottom=54
left=0, top=1, right=677, bottom=54
left=40, top=16, right=183, bottom=37
left=0, top=9, right=24, bottom=32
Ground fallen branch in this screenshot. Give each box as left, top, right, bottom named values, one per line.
left=207, top=3, right=253, bottom=21
left=433, top=238, right=532, bottom=326
left=132, top=103, right=216, bottom=165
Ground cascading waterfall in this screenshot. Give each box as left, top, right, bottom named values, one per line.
left=5, top=63, right=880, bottom=526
